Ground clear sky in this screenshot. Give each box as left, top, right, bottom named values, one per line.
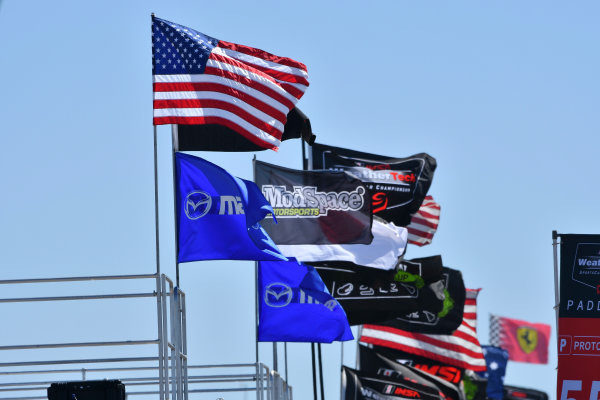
left=1, top=1, right=599, bottom=399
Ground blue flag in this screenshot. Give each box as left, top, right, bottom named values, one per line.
left=176, top=153, right=287, bottom=263
left=258, top=259, right=353, bottom=343
left=477, top=345, right=509, bottom=400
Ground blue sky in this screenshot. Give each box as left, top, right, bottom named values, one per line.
left=1, top=1, right=599, bottom=399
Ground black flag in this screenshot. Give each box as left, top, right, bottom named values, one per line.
left=369, top=345, right=465, bottom=387
left=312, top=256, right=446, bottom=325
left=342, top=366, right=447, bottom=400
left=177, top=107, right=315, bottom=152
left=254, top=160, right=373, bottom=245
left=358, top=345, right=464, bottom=400
left=311, top=143, right=436, bottom=226
left=503, top=385, right=549, bottom=400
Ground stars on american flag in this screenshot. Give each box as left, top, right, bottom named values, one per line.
left=152, top=17, right=218, bottom=74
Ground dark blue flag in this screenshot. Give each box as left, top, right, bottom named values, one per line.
left=477, top=345, right=509, bottom=400
left=258, top=259, right=353, bottom=343
left=176, top=153, right=287, bottom=263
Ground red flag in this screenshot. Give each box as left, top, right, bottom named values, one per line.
left=359, top=289, right=486, bottom=371
left=407, top=196, right=440, bottom=246
left=489, top=314, right=550, bottom=364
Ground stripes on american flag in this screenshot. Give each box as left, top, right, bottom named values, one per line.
left=359, top=289, right=486, bottom=371
left=407, top=196, right=440, bottom=246
left=152, top=16, right=309, bottom=151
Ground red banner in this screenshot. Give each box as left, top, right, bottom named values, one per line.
left=557, top=317, right=600, bottom=400
left=557, top=234, right=600, bottom=400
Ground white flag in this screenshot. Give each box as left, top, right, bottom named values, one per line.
left=277, top=217, right=407, bottom=270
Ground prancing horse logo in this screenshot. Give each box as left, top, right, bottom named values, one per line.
left=264, top=283, right=293, bottom=307
left=184, top=191, right=212, bottom=220
left=517, top=327, right=538, bottom=354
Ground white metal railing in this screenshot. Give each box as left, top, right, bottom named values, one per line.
left=0, top=274, right=292, bottom=400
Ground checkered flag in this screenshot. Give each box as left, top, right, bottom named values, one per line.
left=489, top=313, right=502, bottom=346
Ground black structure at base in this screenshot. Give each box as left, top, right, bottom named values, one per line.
left=47, top=379, right=126, bottom=400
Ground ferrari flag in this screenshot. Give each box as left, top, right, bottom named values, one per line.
left=489, top=314, right=550, bottom=364
left=152, top=16, right=309, bottom=150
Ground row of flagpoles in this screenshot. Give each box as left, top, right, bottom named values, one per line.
left=150, top=14, right=553, bottom=400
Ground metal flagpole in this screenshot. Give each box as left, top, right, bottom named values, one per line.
left=273, top=342, right=278, bottom=372
left=303, top=138, right=320, bottom=400
left=311, top=343, right=318, bottom=400
left=552, top=230, right=560, bottom=353
left=284, top=342, right=288, bottom=383
left=151, top=15, right=166, bottom=398
left=318, top=344, right=325, bottom=400
left=171, top=125, right=180, bottom=286
left=252, top=156, right=261, bottom=400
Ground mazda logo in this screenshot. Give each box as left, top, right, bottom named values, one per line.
left=184, top=191, right=212, bottom=220
left=264, top=283, right=293, bottom=307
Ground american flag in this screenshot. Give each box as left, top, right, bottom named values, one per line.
left=407, top=196, right=440, bottom=246
left=359, top=288, right=486, bottom=371
left=151, top=16, right=309, bottom=151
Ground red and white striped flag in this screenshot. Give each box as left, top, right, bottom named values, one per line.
left=152, top=16, right=309, bottom=151
left=407, top=196, right=440, bottom=246
left=359, top=288, right=486, bottom=371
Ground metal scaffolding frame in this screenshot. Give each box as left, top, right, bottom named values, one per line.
left=0, top=273, right=292, bottom=400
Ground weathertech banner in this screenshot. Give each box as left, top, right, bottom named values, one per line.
left=374, top=267, right=466, bottom=335
left=557, top=234, right=600, bottom=400
left=360, top=289, right=485, bottom=371
left=312, top=256, right=445, bottom=325
left=311, top=143, right=436, bottom=227
left=358, top=345, right=464, bottom=400
left=341, top=366, right=447, bottom=400
left=489, top=314, right=550, bottom=364
left=254, top=160, right=372, bottom=245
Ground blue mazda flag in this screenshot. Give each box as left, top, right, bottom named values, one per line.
left=176, top=153, right=287, bottom=263
left=477, top=345, right=509, bottom=400
left=258, top=259, right=353, bottom=343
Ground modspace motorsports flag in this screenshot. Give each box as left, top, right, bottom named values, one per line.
left=257, top=259, right=353, bottom=343
left=312, top=256, right=446, bottom=325
left=489, top=314, right=550, bottom=364
left=254, top=160, right=373, bottom=245
left=557, top=234, right=600, bottom=400
left=360, top=288, right=486, bottom=371
left=152, top=16, right=309, bottom=151
left=175, top=153, right=286, bottom=262
left=311, top=143, right=436, bottom=227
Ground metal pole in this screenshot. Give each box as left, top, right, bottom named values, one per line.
left=253, top=158, right=261, bottom=372
left=311, top=343, right=318, bottom=400
left=339, top=341, right=344, bottom=400
left=171, top=124, right=180, bottom=286
left=153, top=125, right=161, bottom=276
left=318, top=344, right=325, bottom=400
left=273, top=343, right=278, bottom=372
left=552, top=230, right=560, bottom=353
left=284, top=342, right=288, bottom=383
